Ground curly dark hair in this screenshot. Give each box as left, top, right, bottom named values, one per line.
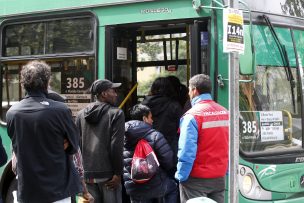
left=21, top=60, right=51, bottom=92
left=150, top=77, right=176, bottom=98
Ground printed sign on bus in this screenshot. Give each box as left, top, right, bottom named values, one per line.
left=240, top=111, right=285, bottom=144
left=61, top=65, right=94, bottom=116
left=223, top=8, right=244, bottom=54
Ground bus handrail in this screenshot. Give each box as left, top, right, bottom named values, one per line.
left=282, top=109, right=293, bottom=142
left=217, top=74, right=254, bottom=88
left=119, top=83, right=138, bottom=109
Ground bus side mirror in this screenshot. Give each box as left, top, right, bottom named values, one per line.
left=240, top=25, right=255, bottom=75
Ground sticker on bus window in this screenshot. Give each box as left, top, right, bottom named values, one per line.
left=259, top=111, right=284, bottom=142
left=117, top=47, right=127, bottom=60
left=240, top=111, right=284, bottom=143
left=61, top=62, right=94, bottom=117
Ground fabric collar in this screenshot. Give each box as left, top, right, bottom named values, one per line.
left=25, top=90, right=47, bottom=98
left=191, top=93, right=212, bottom=106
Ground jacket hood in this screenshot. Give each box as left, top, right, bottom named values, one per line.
left=125, top=120, right=153, bottom=147
left=84, top=101, right=111, bottom=124
left=142, top=95, right=172, bottom=116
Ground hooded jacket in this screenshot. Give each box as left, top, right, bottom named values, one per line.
left=142, top=95, right=182, bottom=159
left=123, top=120, right=174, bottom=199
left=76, top=101, right=125, bottom=179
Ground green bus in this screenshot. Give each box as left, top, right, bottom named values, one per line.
left=0, top=0, right=304, bottom=202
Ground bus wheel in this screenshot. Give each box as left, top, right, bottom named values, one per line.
left=5, top=178, right=17, bottom=203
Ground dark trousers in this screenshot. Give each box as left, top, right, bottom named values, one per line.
left=130, top=178, right=178, bottom=203
left=86, top=181, right=122, bottom=203
left=179, top=176, right=225, bottom=203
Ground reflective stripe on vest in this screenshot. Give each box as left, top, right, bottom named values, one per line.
left=202, top=120, right=229, bottom=129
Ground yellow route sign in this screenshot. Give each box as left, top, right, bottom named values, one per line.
left=223, top=8, right=244, bottom=54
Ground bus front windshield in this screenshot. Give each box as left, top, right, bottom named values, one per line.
left=240, top=66, right=302, bottom=154
left=239, top=24, right=303, bottom=155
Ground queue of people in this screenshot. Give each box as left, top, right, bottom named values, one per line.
left=5, top=60, right=229, bottom=203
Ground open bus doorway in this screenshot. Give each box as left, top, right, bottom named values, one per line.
left=106, top=19, right=210, bottom=117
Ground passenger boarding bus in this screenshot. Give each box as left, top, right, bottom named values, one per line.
left=0, top=0, right=304, bottom=202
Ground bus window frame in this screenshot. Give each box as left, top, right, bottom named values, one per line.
left=0, top=11, right=98, bottom=61
left=0, top=11, right=99, bottom=126
left=291, top=28, right=304, bottom=151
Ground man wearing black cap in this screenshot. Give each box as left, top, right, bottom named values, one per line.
left=76, top=79, right=125, bottom=203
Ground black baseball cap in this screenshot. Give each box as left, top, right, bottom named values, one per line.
left=90, top=79, right=121, bottom=95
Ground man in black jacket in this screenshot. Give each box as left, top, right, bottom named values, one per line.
left=76, top=79, right=125, bottom=203
left=6, top=60, right=81, bottom=203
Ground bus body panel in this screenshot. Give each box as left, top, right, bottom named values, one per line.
left=0, top=0, right=159, bottom=17
left=0, top=0, right=304, bottom=203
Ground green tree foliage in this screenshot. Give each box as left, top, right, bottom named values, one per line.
left=137, top=33, right=188, bottom=96
left=137, top=66, right=187, bottom=96
left=281, top=0, right=304, bottom=17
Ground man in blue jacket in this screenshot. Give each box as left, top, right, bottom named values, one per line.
left=6, top=60, right=81, bottom=203
left=175, top=74, right=229, bottom=203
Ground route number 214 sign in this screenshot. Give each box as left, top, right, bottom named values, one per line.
left=223, top=8, right=244, bottom=54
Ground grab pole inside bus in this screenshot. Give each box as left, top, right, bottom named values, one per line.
left=119, top=83, right=138, bottom=109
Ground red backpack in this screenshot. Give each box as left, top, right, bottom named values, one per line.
left=131, top=139, right=160, bottom=184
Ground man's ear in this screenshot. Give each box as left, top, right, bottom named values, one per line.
left=192, top=88, right=199, bottom=97
left=101, top=91, right=107, bottom=98
left=142, top=116, right=147, bottom=122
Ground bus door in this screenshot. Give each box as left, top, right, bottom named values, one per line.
left=106, top=19, right=210, bottom=117
left=105, top=26, right=137, bottom=117
left=190, top=20, right=210, bottom=76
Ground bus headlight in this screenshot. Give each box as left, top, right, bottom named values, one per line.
left=238, top=165, right=272, bottom=200
left=242, top=174, right=253, bottom=193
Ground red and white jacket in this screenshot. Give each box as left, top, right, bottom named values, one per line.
left=175, top=94, right=229, bottom=181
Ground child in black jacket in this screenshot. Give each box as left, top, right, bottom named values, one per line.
left=123, top=104, right=178, bottom=203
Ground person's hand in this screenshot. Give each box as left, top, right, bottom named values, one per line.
left=80, top=179, right=94, bottom=202
left=82, top=191, right=94, bottom=203
left=105, top=175, right=121, bottom=190
left=63, top=139, right=69, bottom=150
